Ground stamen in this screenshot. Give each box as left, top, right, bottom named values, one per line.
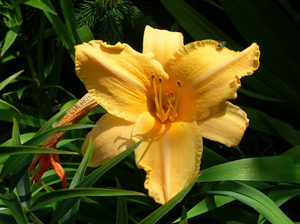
left=152, top=76, right=161, bottom=118
left=173, top=81, right=181, bottom=118
left=158, top=77, right=163, bottom=119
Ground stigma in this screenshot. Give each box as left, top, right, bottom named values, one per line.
left=152, top=75, right=181, bottom=122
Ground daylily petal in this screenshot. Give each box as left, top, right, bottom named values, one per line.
left=75, top=41, right=168, bottom=122
left=197, top=101, right=249, bottom=147
left=143, top=26, right=184, bottom=66
left=81, top=113, right=134, bottom=167
left=132, top=112, right=202, bottom=204
left=165, top=40, right=260, bottom=121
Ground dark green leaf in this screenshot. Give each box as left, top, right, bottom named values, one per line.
left=31, top=188, right=145, bottom=211
left=161, top=0, right=240, bottom=49
left=0, top=146, right=78, bottom=156
left=179, top=206, right=187, bottom=224
left=50, top=139, right=144, bottom=224
left=20, top=0, right=56, bottom=14
left=59, top=138, right=93, bottom=224
left=41, top=0, right=75, bottom=60
left=242, top=106, right=300, bottom=146
left=0, top=70, right=23, bottom=91
left=207, top=181, right=292, bottom=224
left=59, top=0, right=80, bottom=44
left=116, top=178, right=128, bottom=224
left=1, top=24, right=20, bottom=58
left=0, top=192, right=28, bottom=224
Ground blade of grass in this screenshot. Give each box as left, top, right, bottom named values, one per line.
left=258, top=183, right=300, bottom=224
left=76, top=25, right=95, bottom=43
left=25, top=124, right=97, bottom=146
left=20, top=0, right=56, bottom=14
left=50, top=139, right=144, bottom=224
left=0, top=99, right=22, bottom=116
left=42, top=182, right=57, bottom=209
left=11, top=118, right=32, bottom=209
left=161, top=0, right=240, bottom=49
left=207, top=181, right=293, bottom=224
left=59, top=0, right=80, bottom=44
left=59, top=138, right=94, bottom=224
left=1, top=24, right=20, bottom=58
left=31, top=188, right=145, bottom=211
left=241, top=106, right=300, bottom=146
left=41, top=0, right=75, bottom=61
left=0, top=192, right=28, bottom=224
left=198, top=156, right=300, bottom=184
left=35, top=106, right=72, bottom=136
left=0, top=70, right=24, bottom=91
left=0, top=103, right=46, bottom=127
left=0, top=146, right=78, bottom=156
left=116, top=178, right=128, bottom=224
left=179, top=206, right=187, bottom=224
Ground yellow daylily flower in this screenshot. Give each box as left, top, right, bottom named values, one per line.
left=75, top=26, right=260, bottom=204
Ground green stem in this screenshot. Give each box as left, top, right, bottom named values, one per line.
left=9, top=0, right=22, bottom=23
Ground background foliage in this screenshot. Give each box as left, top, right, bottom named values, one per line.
left=0, top=0, right=300, bottom=223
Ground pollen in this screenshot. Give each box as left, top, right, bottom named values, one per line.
left=152, top=76, right=181, bottom=122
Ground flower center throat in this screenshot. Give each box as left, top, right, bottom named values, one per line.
left=152, top=75, right=181, bottom=123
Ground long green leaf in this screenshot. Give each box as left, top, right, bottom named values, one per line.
left=59, top=0, right=80, bottom=44
left=0, top=192, right=28, bottom=224
left=174, top=195, right=235, bottom=222
left=31, top=188, right=145, bottom=211
left=0, top=70, right=23, bottom=91
left=41, top=0, right=75, bottom=60
left=1, top=24, right=20, bottom=58
left=25, top=124, right=97, bottom=146
left=116, top=178, right=128, bottom=224
left=31, top=168, right=77, bottom=196
left=42, top=182, right=57, bottom=209
left=16, top=171, right=32, bottom=209
left=0, top=103, right=46, bottom=127
left=242, top=106, right=300, bottom=146
left=203, top=206, right=259, bottom=224
left=161, top=0, right=240, bottom=49
left=0, top=99, right=21, bottom=115
left=50, top=139, right=144, bottom=224
left=76, top=25, right=95, bottom=43
left=207, top=181, right=293, bottom=224
left=35, top=105, right=72, bottom=136
left=198, top=156, right=300, bottom=184
left=20, top=0, right=56, bottom=14
left=258, top=183, right=300, bottom=224
left=0, top=146, right=78, bottom=156
left=179, top=206, right=187, bottom=224
left=281, top=145, right=300, bottom=156
left=59, top=138, right=94, bottom=224
left=11, top=119, right=32, bottom=209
